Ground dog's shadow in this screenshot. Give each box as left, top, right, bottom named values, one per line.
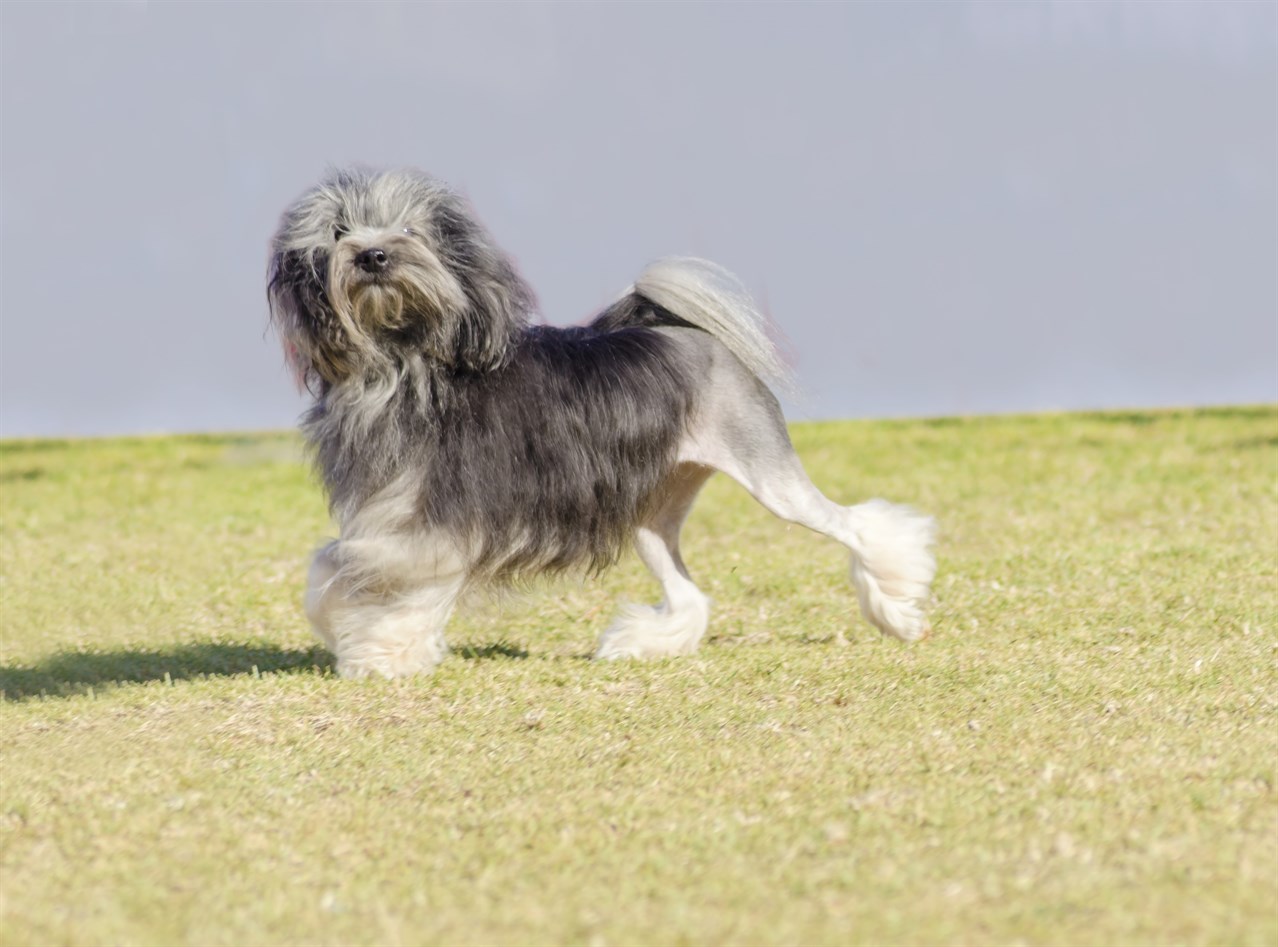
left=0, top=639, right=535, bottom=701
left=0, top=642, right=332, bottom=702
left=452, top=641, right=530, bottom=661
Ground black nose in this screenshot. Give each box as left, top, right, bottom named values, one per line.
left=355, top=248, right=390, bottom=273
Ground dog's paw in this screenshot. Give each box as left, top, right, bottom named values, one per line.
left=595, top=601, right=708, bottom=660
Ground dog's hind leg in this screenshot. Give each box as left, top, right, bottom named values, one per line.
left=680, top=356, right=936, bottom=643
left=596, top=463, right=715, bottom=659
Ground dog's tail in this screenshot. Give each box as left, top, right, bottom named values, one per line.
left=613, top=258, right=790, bottom=388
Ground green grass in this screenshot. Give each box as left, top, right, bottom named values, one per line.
left=1, top=408, right=1275, bottom=946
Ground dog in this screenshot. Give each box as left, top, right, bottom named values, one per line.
left=268, top=166, right=936, bottom=679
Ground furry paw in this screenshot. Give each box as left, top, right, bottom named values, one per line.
left=595, top=599, right=709, bottom=660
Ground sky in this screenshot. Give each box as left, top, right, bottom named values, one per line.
left=1, top=0, right=1274, bottom=437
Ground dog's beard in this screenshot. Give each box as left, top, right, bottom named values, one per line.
left=348, top=282, right=410, bottom=333
left=328, top=235, right=469, bottom=362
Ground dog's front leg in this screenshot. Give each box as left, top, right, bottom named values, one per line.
left=303, top=539, right=466, bottom=679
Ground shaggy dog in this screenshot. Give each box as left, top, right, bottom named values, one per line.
left=268, top=167, right=936, bottom=679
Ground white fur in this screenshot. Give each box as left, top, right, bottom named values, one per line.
left=306, top=536, right=466, bottom=679
left=845, top=499, right=937, bottom=642
left=306, top=475, right=471, bottom=679
left=596, top=525, right=710, bottom=659
left=596, top=595, right=710, bottom=659
left=327, top=578, right=462, bottom=679
left=631, top=258, right=791, bottom=388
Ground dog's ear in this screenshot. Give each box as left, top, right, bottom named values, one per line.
left=267, top=248, right=346, bottom=392
left=452, top=255, right=534, bottom=372
left=434, top=203, right=535, bottom=372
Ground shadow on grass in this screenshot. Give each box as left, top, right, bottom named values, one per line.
left=0, top=642, right=333, bottom=702
left=453, top=641, right=530, bottom=661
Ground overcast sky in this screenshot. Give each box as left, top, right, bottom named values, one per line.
left=1, top=1, right=1274, bottom=437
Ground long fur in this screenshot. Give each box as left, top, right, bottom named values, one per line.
left=269, top=166, right=937, bottom=678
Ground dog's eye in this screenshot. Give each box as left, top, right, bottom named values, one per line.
left=402, top=227, right=417, bottom=237
left=333, top=225, right=348, bottom=242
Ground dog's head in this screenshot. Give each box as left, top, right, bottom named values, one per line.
left=268, top=167, right=534, bottom=390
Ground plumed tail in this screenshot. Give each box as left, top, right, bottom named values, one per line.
left=845, top=499, right=937, bottom=642
left=627, top=258, right=791, bottom=388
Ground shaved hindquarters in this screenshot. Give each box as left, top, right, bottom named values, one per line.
left=675, top=341, right=936, bottom=644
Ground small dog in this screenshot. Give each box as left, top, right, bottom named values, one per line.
left=268, top=167, right=936, bottom=679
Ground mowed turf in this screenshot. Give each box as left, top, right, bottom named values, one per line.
left=1, top=408, right=1274, bottom=946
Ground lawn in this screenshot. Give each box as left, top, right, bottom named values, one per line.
left=1, top=408, right=1274, bottom=946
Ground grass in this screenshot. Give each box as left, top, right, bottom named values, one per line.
left=1, top=408, right=1275, bottom=946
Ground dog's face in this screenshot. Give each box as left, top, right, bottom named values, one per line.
left=268, top=168, right=533, bottom=389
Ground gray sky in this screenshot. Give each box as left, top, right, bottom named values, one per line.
left=2, top=0, right=1274, bottom=437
